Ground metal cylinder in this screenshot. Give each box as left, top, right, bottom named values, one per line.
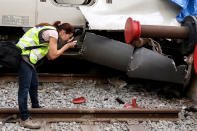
left=124, top=17, right=190, bottom=44
left=81, top=32, right=134, bottom=72
left=81, top=32, right=185, bottom=84
left=141, top=25, right=189, bottom=39
left=127, top=47, right=186, bottom=84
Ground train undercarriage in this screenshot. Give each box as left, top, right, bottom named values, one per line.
left=0, top=0, right=197, bottom=101
left=0, top=16, right=197, bottom=101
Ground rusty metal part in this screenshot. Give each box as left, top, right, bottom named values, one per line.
left=0, top=73, right=106, bottom=83
left=0, top=108, right=179, bottom=122
left=148, top=39, right=163, bottom=54
left=131, top=38, right=148, bottom=48
left=184, top=54, right=193, bottom=88
left=132, top=38, right=163, bottom=54
left=141, top=25, right=189, bottom=39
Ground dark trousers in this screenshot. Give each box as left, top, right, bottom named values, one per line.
left=18, top=60, right=40, bottom=121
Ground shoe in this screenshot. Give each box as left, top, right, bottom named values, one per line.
left=32, top=105, right=41, bottom=108
left=20, top=117, right=41, bottom=129
left=32, top=104, right=41, bottom=108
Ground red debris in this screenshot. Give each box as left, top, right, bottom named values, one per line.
left=132, top=97, right=139, bottom=108
left=124, top=97, right=145, bottom=109
left=124, top=104, right=133, bottom=109
left=73, top=97, right=86, bottom=104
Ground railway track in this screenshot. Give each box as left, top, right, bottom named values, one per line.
left=0, top=73, right=107, bottom=83
left=0, top=108, right=180, bottom=122
left=0, top=108, right=180, bottom=131
left=0, top=73, right=185, bottom=130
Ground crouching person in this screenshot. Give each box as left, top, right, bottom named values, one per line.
left=17, top=21, right=77, bottom=129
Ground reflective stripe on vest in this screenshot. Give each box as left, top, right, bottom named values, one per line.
left=16, top=26, right=56, bottom=64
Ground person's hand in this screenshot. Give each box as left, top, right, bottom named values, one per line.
left=67, top=37, right=74, bottom=43
left=67, top=40, right=77, bottom=48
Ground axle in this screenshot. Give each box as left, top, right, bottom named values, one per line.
left=124, top=16, right=197, bottom=45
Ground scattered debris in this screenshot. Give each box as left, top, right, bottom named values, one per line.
left=124, top=104, right=133, bottom=109
left=124, top=97, right=145, bottom=109
left=45, top=89, right=51, bottom=93
left=115, top=97, right=125, bottom=104
left=63, top=91, right=68, bottom=95
left=73, top=97, right=86, bottom=104
left=2, top=114, right=17, bottom=126
left=104, top=98, right=108, bottom=101
left=185, top=106, right=197, bottom=112
left=132, top=97, right=139, bottom=108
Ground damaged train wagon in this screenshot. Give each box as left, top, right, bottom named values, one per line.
left=0, top=0, right=197, bottom=99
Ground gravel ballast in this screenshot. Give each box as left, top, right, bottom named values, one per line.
left=0, top=79, right=197, bottom=131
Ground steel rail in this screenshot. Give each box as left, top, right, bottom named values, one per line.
left=0, top=73, right=106, bottom=83
left=0, top=108, right=180, bottom=122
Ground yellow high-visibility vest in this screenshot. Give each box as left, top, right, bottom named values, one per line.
left=16, top=26, right=56, bottom=64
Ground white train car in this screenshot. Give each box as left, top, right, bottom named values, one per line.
left=1, top=0, right=197, bottom=101
left=0, top=0, right=180, bottom=29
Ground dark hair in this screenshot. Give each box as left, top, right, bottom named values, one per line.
left=53, top=21, right=74, bottom=34
left=35, top=21, right=74, bottom=34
